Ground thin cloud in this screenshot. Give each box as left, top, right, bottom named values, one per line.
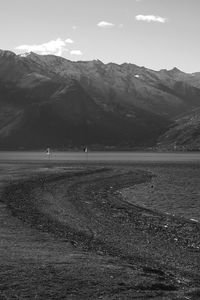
left=72, top=26, right=77, bottom=30
left=70, top=50, right=83, bottom=56
left=15, top=38, right=72, bottom=56
left=135, top=15, right=167, bottom=23
left=65, top=38, right=74, bottom=44
left=97, top=21, right=115, bottom=28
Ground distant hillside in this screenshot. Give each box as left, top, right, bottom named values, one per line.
left=158, top=107, right=200, bottom=151
left=0, top=49, right=200, bottom=149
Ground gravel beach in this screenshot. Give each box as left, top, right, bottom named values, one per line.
left=0, top=163, right=200, bottom=299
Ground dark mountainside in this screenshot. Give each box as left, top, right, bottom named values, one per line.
left=158, top=107, right=200, bottom=150
left=0, top=49, right=200, bottom=149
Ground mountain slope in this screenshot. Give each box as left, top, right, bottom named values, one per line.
left=158, top=107, right=200, bottom=150
left=0, top=49, right=200, bottom=149
left=0, top=79, right=169, bottom=149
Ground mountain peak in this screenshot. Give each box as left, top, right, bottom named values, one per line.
left=22, top=51, right=42, bottom=59
left=18, top=52, right=32, bottom=58
left=169, top=67, right=183, bottom=74
left=0, top=49, right=16, bottom=58
left=93, top=59, right=103, bottom=64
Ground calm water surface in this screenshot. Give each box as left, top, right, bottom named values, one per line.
left=1, top=151, right=200, bottom=162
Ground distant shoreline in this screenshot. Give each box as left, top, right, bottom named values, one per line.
left=1, top=150, right=200, bottom=163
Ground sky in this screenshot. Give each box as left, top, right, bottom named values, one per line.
left=0, top=0, right=200, bottom=73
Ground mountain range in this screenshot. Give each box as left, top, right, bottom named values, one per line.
left=0, top=49, right=200, bottom=150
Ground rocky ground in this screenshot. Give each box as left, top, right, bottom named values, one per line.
left=0, top=162, right=200, bottom=299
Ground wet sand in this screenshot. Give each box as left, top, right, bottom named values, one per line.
left=0, top=162, right=200, bottom=299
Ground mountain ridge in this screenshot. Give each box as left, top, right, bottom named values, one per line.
left=0, top=49, right=200, bottom=150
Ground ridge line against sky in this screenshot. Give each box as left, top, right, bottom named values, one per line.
left=1, top=0, right=199, bottom=73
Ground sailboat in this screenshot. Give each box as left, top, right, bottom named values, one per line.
left=46, top=148, right=50, bottom=155
left=46, top=148, right=51, bottom=160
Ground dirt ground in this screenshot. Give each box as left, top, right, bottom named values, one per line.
left=0, top=162, right=200, bottom=299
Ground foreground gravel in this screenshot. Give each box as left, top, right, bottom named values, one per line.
left=1, top=164, right=200, bottom=299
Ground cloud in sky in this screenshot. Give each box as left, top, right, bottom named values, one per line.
left=97, top=21, right=115, bottom=28
left=135, top=15, right=167, bottom=23
left=15, top=38, right=75, bottom=56
left=70, top=50, right=83, bottom=56
left=65, top=38, right=74, bottom=44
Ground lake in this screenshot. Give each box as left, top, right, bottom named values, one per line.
left=1, top=151, right=200, bottom=162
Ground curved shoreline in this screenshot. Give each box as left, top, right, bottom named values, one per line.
left=2, top=166, right=200, bottom=298
left=3, top=168, right=153, bottom=252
